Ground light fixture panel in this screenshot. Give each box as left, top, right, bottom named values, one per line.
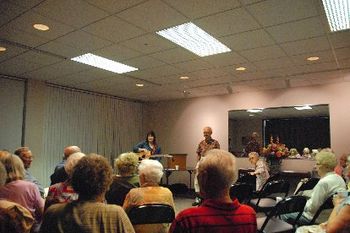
left=71, top=53, right=138, bottom=74
left=156, top=22, right=231, bottom=57
left=322, top=0, right=350, bottom=32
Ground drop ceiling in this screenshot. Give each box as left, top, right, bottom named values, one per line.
left=0, top=0, right=349, bottom=102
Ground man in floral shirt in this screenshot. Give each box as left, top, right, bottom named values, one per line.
left=193, top=126, right=220, bottom=205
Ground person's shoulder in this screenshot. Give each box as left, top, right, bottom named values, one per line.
left=237, top=203, right=256, bottom=214
left=176, top=206, right=200, bottom=219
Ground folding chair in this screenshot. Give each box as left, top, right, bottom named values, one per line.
left=294, top=177, right=319, bottom=195
left=257, top=195, right=307, bottom=233
left=250, top=180, right=290, bottom=214
left=230, top=183, right=254, bottom=204
left=127, top=204, right=175, bottom=225
left=307, top=195, right=334, bottom=225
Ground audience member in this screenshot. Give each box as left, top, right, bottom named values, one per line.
left=282, top=151, right=346, bottom=225
left=41, top=154, right=135, bottom=233
left=0, top=159, right=34, bottom=233
left=123, top=159, right=174, bottom=233
left=0, top=152, right=44, bottom=232
left=335, top=153, right=349, bottom=181
left=248, top=152, right=270, bottom=191
left=296, top=193, right=350, bottom=233
left=14, top=147, right=45, bottom=197
left=244, top=132, right=262, bottom=156
left=44, top=152, right=85, bottom=210
left=105, top=152, right=140, bottom=205
left=169, top=149, right=257, bottom=233
left=50, top=145, right=81, bottom=185
left=193, top=126, right=220, bottom=205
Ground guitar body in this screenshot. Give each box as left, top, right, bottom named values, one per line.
left=138, top=150, right=152, bottom=160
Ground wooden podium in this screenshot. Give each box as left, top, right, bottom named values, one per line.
left=167, top=153, right=187, bottom=170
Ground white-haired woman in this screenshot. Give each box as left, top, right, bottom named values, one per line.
left=44, top=152, right=85, bottom=210
left=123, top=159, right=175, bottom=233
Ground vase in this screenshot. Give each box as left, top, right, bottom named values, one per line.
left=267, top=158, right=282, bottom=175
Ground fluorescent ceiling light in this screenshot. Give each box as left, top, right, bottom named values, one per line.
left=322, top=0, right=350, bottom=32
left=294, top=105, right=312, bottom=110
left=71, top=53, right=138, bottom=74
left=247, top=108, right=264, bottom=113
left=156, top=22, right=231, bottom=57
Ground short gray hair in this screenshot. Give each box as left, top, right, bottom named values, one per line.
left=138, top=159, right=163, bottom=183
left=316, top=151, right=337, bottom=170
left=64, top=152, right=85, bottom=177
left=198, top=149, right=237, bottom=198
left=115, top=152, right=139, bottom=176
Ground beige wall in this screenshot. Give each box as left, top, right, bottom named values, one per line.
left=144, top=78, right=350, bottom=175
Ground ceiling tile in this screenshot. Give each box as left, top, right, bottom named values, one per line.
left=240, top=45, right=286, bottom=62
left=0, top=26, right=49, bottom=47
left=129, top=65, right=180, bottom=81
left=247, top=0, right=319, bottom=27
left=119, top=33, right=176, bottom=54
left=266, top=17, right=326, bottom=43
left=85, top=0, right=145, bottom=14
left=290, top=50, right=335, bottom=65
left=15, top=50, right=63, bottom=66
left=164, top=0, right=240, bottom=19
left=295, top=61, right=338, bottom=74
left=338, top=58, right=350, bottom=69
left=10, top=0, right=44, bottom=10
left=174, top=59, right=214, bottom=72
left=328, top=30, right=350, bottom=49
left=187, top=67, right=231, bottom=80
left=53, top=30, right=112, bottom=52
left=195, top=7, right=260, bottom=37
left=3, top=11, right=75, bottom=40
left=221, top=29, right=275, bottom=51
left=34, top=0, right=108, bottom=28
left=117, top=0, right=187, bottom=32
left=37, top=41, right=84, bottom=58
left=280, top=36, right=331, bottom=56
left=149, top=48, right=197, bottom=64
left=253, top=57, right=294, bottom=70
left=93, top=44, right=142, bottom=61
left=202, top=51, right=248, bottom=67
left=0, top=1, right=27, bottom=27
left=334, top=47, right=350, bottom=60
left=82, top=16, right=146, bottom=43
left=0, top=57, right=44, bottom=76
left=123, top=55, right=165, bottom=70
left=0, top=44, right=28, bottom=63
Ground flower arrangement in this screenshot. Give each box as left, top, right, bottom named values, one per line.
left=262, top=136, right=289, bottom=160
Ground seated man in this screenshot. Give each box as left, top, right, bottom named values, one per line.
left=282, top=150, right=346, bottom=225
left=169, top=149, right=257, bottom=233
left=41, top=154, right=135, bottom=233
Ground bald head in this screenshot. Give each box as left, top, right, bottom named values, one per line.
left=63, top=146, right=81, bottom=160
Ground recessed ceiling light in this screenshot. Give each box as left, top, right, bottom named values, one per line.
left=294, top=105, right=312, bottom=110
left=179, top=76, right=189, bottom=80
left=247, top=108, right=264, bottom=113
left=0, top=47, right=6, bottom=52
left=33, top=23, right=50, bottom=31
left=249, top=114, right=255, bottom=117
left=156, top=22, right=231, bottom=57
left=307, top=56, right=320, bottom=61
left=322, top=0, right=350, bottom=32
left=136, top=83, right=144, bottom=87
left=236, top=67, right=246, bottom=71
left=71, top=53, right=138, bottom=74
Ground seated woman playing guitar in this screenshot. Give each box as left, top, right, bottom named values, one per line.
left=133, top=131, right=161, bottom=161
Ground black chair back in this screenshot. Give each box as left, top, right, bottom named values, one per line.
left=309, top=195, right=334, bottom=225
left=230, top=183, right=254, bottom=204
left=294, top=178, right=320, bottom=195
left=127, top=204, right=175, bottom=225
left=259, top=195, right=307, bottom=232
left=259, top=180, right=290, bottom=200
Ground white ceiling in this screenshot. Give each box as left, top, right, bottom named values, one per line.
left=0, top=0, right=349, bottom=102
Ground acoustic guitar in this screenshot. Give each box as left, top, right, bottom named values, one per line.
left=137, top=150, right=152, bottom=160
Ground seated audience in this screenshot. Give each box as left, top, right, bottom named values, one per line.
left=248, top=152, right=270, bottom=191
left=50, top=145, right=81, bottom=185
left=105, top=152, right=140, bottom=205
left=123, top=159, right=174, bottom=233
left=44, top=152, right=85, bottom=210
left=0, top=152, right=44, bottom=233
left=169, top=149, right=257, bottom=233
left=282, top=151, right=346, bottom=225
left=41, top=154, right=135, bottom=233
left=296, top=193, right=350, bottom=233
left=335, top=153, right=349, bottom=182
left=0, top=159, right=34, bottom=233
left=14, top=147, right=45, bottom=197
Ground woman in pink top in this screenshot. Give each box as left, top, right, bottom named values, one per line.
left=0, top=152, right=44, bottom=232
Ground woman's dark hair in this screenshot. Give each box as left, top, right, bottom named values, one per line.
left=145, top=130, right=157, bottom=145
left=71, top=154, right=113, bottom=200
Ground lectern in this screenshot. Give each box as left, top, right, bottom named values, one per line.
left=167, top=153, right=187, bottom=170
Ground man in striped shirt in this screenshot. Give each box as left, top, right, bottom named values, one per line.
left=169, top=149, right=257, bottom=233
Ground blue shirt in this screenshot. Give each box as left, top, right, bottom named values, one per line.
left=133, top=141, right=161, bottom=161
